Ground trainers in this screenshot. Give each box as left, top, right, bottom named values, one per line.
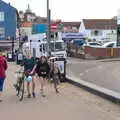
left=32, top=92, right=36, bottom=98
left=0, top=99, right=3, bottom=102
left=27, top=94, right=31, bottom=98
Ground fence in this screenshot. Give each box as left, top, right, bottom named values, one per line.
left=84, top=46, right=120, bottom=59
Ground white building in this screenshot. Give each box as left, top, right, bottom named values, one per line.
left=20, top=22, right=32, bottom=37
left=79, top=19, right=117, bottom=42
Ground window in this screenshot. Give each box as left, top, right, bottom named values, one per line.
left=40, top=45, right=42, bottom=52
left=91, top=30, right=102, bottom=36
left=94, top=31, right=99, bottom=36
left=50, top=42, right=65, bottom=52
left=0, top=12, right=4, bottom=21
left=0, top=28, right=5, bottom=39
left=107, top=43, right=114, bottom=48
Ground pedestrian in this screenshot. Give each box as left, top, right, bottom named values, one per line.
left=0, top=50, right=8, bottom=102
left=22, top=54, right=37, bottom=98
left=35, top=56, right=50, bottom=97
left=51, top=61, right=61, bottom=93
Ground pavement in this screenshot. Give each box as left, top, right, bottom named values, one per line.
left=67, top=57, right=120, bottom=102
left=0, top=63, right=120, bottom=120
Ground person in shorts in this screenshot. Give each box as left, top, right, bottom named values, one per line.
left=22, top=54, right=37, bottom=98
left=35, top=56, right=50, bottom=97
left=51, top=60, right=61, bottom=93
left=0, top=50, right=8, bottom=102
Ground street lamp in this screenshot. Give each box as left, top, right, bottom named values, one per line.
left=11, top=36, right=14, bottom=61
left=30, top=40, right=32, bottom=55
left=47, top=0, right=51, bottom=56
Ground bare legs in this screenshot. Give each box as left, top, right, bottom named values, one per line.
left=40, top=77, right=46, bottom=97
left=0, top=91, right=2, bottom=102
left=27, top=76, right=36, bottom=98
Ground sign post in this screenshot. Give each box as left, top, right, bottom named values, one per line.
left=47, top=0, right=51, bottom=56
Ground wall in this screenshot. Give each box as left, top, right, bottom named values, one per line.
left=20, top=27, right=32, bottom=36
left=102, top=30, right=117, bottom=41
left=32, top=24, right=47, bottom=34
left=84, top=46, right=120, bottom=59
left=0, top=1, right=17, bottom=40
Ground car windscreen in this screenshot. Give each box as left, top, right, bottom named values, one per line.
left=89, top=43, right=101, bottom=46
left=50, top=42, right=65, bottom=52
left=106, top=43, right=114, bottom=47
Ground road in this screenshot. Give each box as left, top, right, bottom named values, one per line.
left=0, top=63, right=120, bottom=120
left=67, top=57, right=120, bottom=93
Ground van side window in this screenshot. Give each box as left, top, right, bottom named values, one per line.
left=40, top=45, right=42, bottom=52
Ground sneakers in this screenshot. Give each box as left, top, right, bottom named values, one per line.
left=27, top=93, right=36, bottom=98
left=27, top=94, right=31, bottom=98
left=0, top=99, right=3, bottom=102
left=32, top=92, right=36, bottom=98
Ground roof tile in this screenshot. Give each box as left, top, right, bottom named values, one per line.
left=21, top=22, right=33, bottom=27
left=83, top=19, right=117, bottom=29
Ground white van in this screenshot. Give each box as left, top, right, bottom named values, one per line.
left=22, top=39, right=67, bottom=59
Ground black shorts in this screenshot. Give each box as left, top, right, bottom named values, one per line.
left=38, top=74, right=47, bottom=79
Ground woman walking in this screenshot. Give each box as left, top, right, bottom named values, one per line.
left=51, top=60, right=60, bottom=93
left=35, top=56, right=50, bottom=97
left=0, top=51, right=8, bottom=102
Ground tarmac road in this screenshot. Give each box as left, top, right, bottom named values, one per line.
left=67, top=57, right=120, bottom=93
left=0, top=63, right=120, bottom=120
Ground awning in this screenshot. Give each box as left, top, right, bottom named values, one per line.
left=61, top=33, right=86, bottom=39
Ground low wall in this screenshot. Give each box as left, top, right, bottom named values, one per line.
left=84, top=46, right=120, bottom=59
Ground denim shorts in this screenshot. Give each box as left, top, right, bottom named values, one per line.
left=0, top=78, right=5, bottom=91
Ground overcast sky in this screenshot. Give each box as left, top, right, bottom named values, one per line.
left=3, top=0, right=120, bottom=21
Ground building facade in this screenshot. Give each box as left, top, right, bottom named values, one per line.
left=79, top=19, right=117, bottom=42
left=20, top=22, right=32, bottom=37
left=62, top=22, right=80, bottom=33
left=0, top=0, right=17, bottom=40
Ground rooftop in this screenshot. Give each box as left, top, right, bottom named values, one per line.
left=21, top=22, right=33, bottom=27
left=62, top=22, right=80, bottom=28
left=83, top=19, right=117, bottom=30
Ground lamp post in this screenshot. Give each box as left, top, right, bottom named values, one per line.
left=11, top=36, right=14, bottom=61
left=30, top=40, right=32, bottom=55
left=18, top=29, right=21, bottom=51
left=47, top=0, right=51, bottom=56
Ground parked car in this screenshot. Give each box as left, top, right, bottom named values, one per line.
left=82, top=42, right=101, bottom=49
left=97, top=40, right=109, bottom=45
left=101, top=41, right=117, bottom=48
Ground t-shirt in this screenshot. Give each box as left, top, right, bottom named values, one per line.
left=23, top=57, right=36, bottom=71
left=35, top=61, right=50, bottom=76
